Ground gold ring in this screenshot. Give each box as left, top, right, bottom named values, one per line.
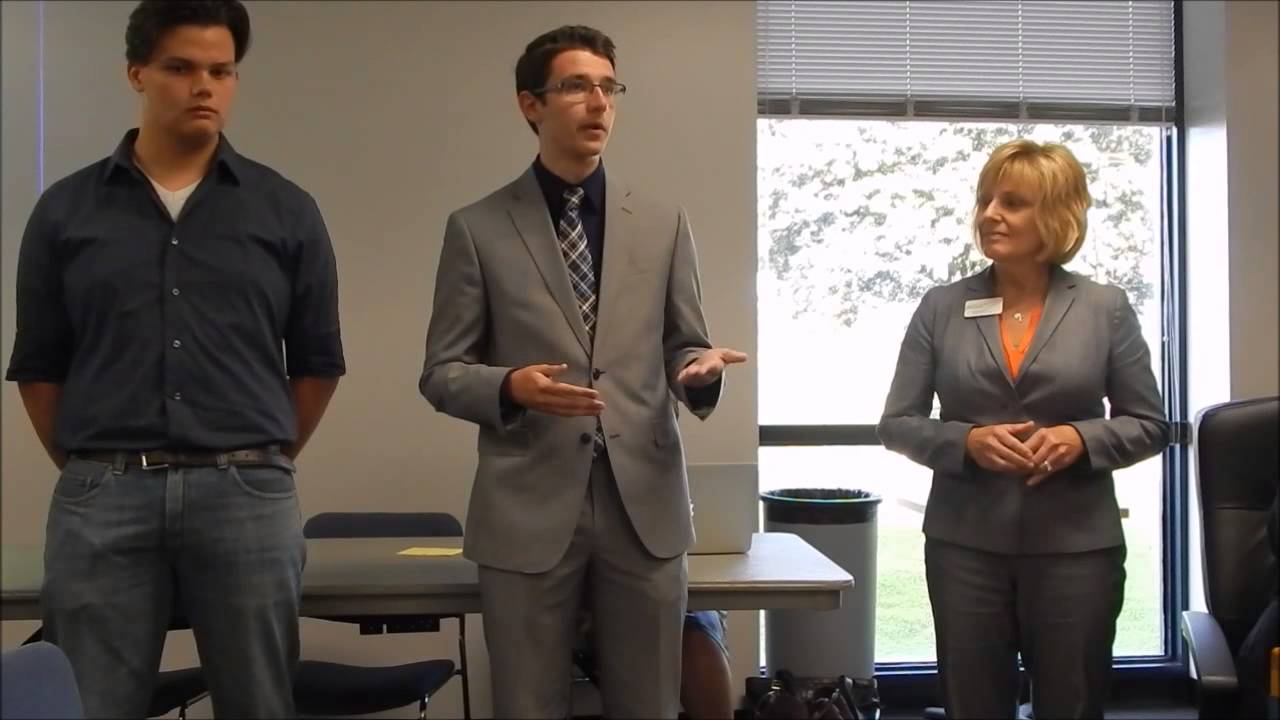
left=1042, top=461, right=1053, bottom=473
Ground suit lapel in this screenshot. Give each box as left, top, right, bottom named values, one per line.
left=594, top=173, right=634, bottom=354
left=967, top=268, right=1015, bottom=387
left=1015, top=266, right=1077, bottom=386
left=507, top=168, right=592, bottom=355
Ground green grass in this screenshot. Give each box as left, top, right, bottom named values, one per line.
left=870, top=520, right=1161, bottom=663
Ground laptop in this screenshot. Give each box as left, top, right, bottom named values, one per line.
left=687, top=463, right=757, bottom=554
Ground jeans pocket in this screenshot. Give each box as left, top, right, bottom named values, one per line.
left=51, top=459, right=111, bottom=503
left=229, top=465, right=297, bottom=499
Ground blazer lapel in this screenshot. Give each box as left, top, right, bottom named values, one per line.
left=1015, top=266, right=1077, bottom=385
left=968, top=267, right=1015, bottom=387
left=507, top=168, right=592, bottom=355
left=593, top=173, right=634, bottom=354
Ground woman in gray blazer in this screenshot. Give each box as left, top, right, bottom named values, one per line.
left=878, top=139, right=1168, bottom=719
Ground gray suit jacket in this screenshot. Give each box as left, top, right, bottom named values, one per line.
left=877, top=265, right=1169, bottom=554
left=420, top=168, right=719, bottom=573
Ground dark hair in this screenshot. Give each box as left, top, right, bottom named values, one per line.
left=515, top=25, right=616, bottom=134
left=126, top=0, right=251, bottom=65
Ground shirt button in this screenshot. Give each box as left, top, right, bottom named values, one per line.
left=171, top=339, right=182, bottom=349
left=172, top=391, right=183, bottom=401
left=170, top=236, right=179, bottom=246
left=579, top=433, right=592, bottom=444
left=171, top=288, right=180, bottom=296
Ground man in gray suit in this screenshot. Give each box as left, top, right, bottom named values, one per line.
left=420, top=25, right=745, bottom=719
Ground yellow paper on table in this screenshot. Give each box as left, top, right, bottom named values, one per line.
left=397, top=547, right=463, bottom=557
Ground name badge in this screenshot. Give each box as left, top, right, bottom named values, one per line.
left=964, top=297, right=1004, bottom=318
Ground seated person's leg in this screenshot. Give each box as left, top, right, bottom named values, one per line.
left=1237, top=598, right=1279, bottom=720
left=1240, top=497, right=1280, bottom=719
left=681, top=610, right=734, bottom=720
left=575, top=609, right=736, bottom=718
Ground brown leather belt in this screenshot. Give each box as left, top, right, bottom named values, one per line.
left=71, top=446, right=286, bottom=470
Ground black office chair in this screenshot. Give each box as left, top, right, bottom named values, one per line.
left=22, top=620, right=208, bottom=719
left=296, top=511, right=471, bottom=720
left=1181, top=396, right=1280, bottom=720
left=147, top=667, right=208, bottom=719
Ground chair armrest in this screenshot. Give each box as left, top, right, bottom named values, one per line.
left=1181, top=610, right=1239, bottom=693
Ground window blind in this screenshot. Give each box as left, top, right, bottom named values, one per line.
left=757, top=0, right=1176, bottom=122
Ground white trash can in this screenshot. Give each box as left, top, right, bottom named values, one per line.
left=761, top=488, right=881, bottom=682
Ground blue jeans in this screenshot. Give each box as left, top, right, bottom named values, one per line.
left=42, top=455, right=305, bottom=719
left=684, top=610, right=729, bottom=657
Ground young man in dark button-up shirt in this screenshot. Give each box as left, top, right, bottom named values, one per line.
left=5, top=2, right=343, bottom=717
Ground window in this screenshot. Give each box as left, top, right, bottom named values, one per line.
left=755, top=1, right=1181, bottom=671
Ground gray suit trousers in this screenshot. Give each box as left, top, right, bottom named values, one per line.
left=925, top=538, right=1126, bottom=720
left=479, top=452, right=687, bottom=719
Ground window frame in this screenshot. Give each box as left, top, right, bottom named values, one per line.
left=754, top=1, right=1190, bottom=690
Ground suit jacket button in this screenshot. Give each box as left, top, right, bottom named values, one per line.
left=579, top=433, right=592, bottom=444
left=592, top=368, right=604, bottom=380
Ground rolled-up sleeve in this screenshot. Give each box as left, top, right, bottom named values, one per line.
left=6, top=192, right=73, bottom=383
left=283, top=192, right=345, bottom=378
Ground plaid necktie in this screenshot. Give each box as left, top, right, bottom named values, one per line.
left=558, top=187, right=597, bottom=338
left=557, top=186, right=605, bottom=454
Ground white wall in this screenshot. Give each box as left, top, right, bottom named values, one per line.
left=0, top=2, right=758, bottom=717
left=1183, top=0, right=1278, bottom=615
left=1186, top=0, right=1280, bottom=411
left=1183, top=0, right=1231, bottom=426
left=1223, top=0, right=1280, bottom=401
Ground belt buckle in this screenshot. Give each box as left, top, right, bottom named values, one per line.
left=140, top=452, right=169, bottom=471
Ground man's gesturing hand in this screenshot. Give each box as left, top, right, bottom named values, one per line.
left=508, top=364, right=605, bottom=417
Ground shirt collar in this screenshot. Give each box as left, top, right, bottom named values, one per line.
left=531, top=155, right=605, bottom=211
left=104, top=128, right=243, bottom=185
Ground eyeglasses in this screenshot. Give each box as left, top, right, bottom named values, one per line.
left=532, top=75, right=628, bottom=102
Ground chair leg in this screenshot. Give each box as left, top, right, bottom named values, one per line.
left=178, top=703, right=188, bottom=720
left=419, top=695, right=429, bottom=720
left=458, top=615, right=472, bottom=720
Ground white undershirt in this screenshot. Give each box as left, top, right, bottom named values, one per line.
left=142, top=173, right=200, bottom=221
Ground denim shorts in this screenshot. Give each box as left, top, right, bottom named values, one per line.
left=684, top=609, right=729, bottom=657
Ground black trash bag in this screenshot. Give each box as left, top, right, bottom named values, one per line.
left=746, top=670, right=861, bottom=720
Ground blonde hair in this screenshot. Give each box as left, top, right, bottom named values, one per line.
left=972, top=139, right=1092, bottom=265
